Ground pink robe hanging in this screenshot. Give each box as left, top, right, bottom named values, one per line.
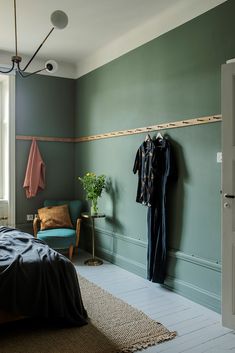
left=23, top=139, right=46, bottom=198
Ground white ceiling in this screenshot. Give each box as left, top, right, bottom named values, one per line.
left=0, top=0, right=227, bottom=78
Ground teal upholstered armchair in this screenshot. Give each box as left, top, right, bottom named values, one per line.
left=33, top=200, right=82, bottom=260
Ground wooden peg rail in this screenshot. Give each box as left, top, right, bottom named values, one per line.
left=16, top=114, right=222, bottom=143
left=15, top=135, right=74, bottom=143
left=74, top=114, right=222, bottom=142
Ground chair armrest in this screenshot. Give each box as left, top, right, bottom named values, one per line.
left=33, top=215, right=40, bottom=238
left=75, top=218, right=81, bottom=248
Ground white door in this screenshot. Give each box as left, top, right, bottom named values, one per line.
left=222, top=61, right=235, bottom=329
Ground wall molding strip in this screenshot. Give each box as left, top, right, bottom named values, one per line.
left=16, top=114, right=222, bottom=143
left=96, top=245, right=147, bottom=278
left=81, top=225, right=221, bottom=312
left=84, top=223, right=222, bottom=273
left=93, top=225, right=147, bottom=248
left=164, top=275, right=221, bottom=313
left=75, top=114, right=222, bottom=142
left=15, top=135, right=74, bottom=143
left=168, top=249, right=221, bottom=272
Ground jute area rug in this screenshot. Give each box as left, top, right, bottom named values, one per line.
left=0, top=276, right=176, bottom=353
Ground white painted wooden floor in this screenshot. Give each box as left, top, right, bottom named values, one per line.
left=73, top=250, right=235, bottom=353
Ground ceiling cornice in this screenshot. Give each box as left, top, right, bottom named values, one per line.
left=0, top=0, right=227, bottom=80
left=75, top=0, right=227, bottom=79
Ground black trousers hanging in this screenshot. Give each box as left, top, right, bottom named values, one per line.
left=147, top=180, right=167, bottom=284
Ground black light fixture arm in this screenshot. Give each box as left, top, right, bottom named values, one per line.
left=22, top=27, right=55, bottom=72
left=16, top=62, right=47, bottom=78
left=0, top=62, right=15, bottom=74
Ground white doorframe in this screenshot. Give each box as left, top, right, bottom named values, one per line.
left=221, top=61, right=235, bottom=329
left=8, top=74, right=15, bottom=227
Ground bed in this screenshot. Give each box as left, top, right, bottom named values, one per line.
left=0, top=226, right=87, bottom=326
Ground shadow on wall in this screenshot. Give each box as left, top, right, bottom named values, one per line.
left=105, top=179, right=124, bottom=234
left=166, top=135, right=189, bottom=267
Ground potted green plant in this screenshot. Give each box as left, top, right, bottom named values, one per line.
left=78, top=172, right=106, bottom=214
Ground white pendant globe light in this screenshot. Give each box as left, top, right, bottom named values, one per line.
left=45, top=60, right=58, bottom=74
left=51, top=10, right=69, bottom=30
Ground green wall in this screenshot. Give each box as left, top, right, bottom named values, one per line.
left=75, top=0, right=235, bottom=312
left=13, top=0, right=235, bottom=313
left=15, top=74, right=76, bottom=233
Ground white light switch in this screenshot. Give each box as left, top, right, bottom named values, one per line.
left=217, top=152, right=222, bottom=163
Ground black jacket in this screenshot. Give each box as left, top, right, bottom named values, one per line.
left=133, top=136, right=176, bottom=207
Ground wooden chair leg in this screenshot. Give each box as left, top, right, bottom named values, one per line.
left=69, top=244, right=73, bottom=260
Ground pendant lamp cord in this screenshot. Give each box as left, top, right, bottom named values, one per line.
left=14, top=0, right=18, bottom=57
left=23, top=27, right=55, bottom=71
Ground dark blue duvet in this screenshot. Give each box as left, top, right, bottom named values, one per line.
left=0, top=226, right=87, bottom=326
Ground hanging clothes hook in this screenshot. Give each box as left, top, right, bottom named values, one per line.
left=156, top=131, right=164, bottom=140
left=145, top=134, right=152, bottom=141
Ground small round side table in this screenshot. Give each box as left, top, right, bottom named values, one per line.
left=81, top=212, right=105, bottom=266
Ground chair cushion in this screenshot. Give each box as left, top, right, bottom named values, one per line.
left=38, top=204, right=73, bottom=231
left=37, top=228, right=76, bottom=249
left=44, top=200, right=82, bottom=227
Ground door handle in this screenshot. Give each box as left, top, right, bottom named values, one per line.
left=224, top=193, right=235, bottom=199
